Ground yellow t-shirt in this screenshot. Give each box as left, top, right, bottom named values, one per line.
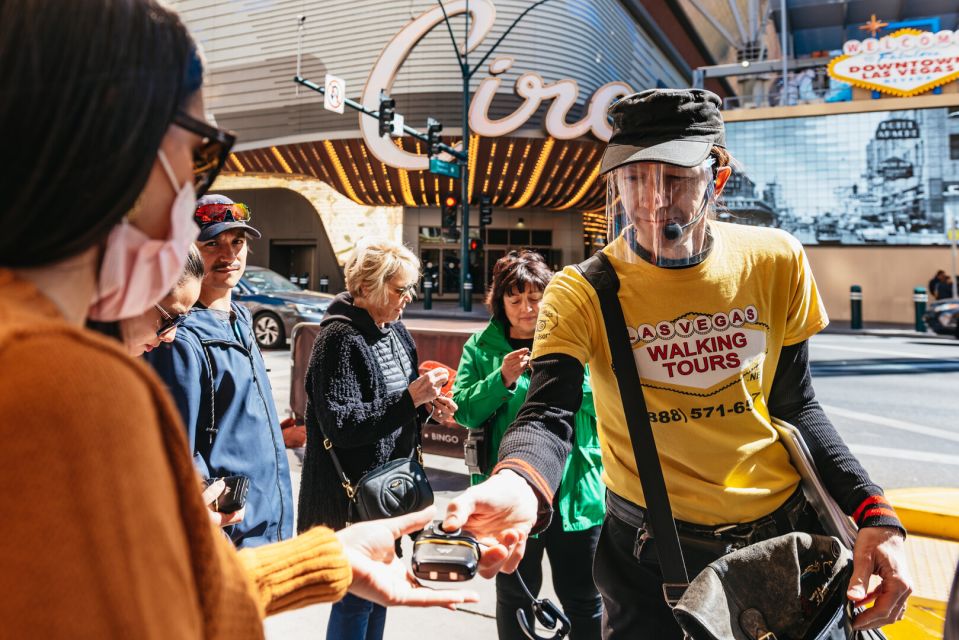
left=533, top=221, right=828, bottom=525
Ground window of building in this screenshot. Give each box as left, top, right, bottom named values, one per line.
left=509, top=228, right=531, bottom=245
left=531, top=229, right=553, bottom=245
left=951, top=134, right=959, bottom=160
left=485, top=228, right=508, bottom=244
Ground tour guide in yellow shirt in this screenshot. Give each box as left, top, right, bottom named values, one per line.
left=443, top=89, right=912, bottom=639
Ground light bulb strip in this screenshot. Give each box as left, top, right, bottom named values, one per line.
left=511, top=138, right=555, bottom=209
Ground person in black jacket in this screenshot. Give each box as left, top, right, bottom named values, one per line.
left=937, top=275, right=956, bottom=301
left=298, top=238, right=457, bottom=640
left=929, top=269, right=946, bottom=301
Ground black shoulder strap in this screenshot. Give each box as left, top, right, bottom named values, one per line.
left=176, top=323, right=218, bottom=454
left=576, top=252, right=689, bottom=604
left=200, top=344, right=217, bottom=449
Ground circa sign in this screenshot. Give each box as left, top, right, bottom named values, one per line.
left=359, top=0, right=633, bottom=171
left=828, top=28, right=959, bottom=97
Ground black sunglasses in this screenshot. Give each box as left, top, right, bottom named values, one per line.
left=155, top=304, right=189, bottom=338
left=172, top=112, right=237, bottom=198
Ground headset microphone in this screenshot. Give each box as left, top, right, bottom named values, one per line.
left=662, top=202, right=708, bottom=240
left=661, top=180, right=714, bottom=241
left=663, top=221, right=683, bottom=241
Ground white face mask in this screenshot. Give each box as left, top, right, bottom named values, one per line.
left=88, top=150, right=198, bottom=321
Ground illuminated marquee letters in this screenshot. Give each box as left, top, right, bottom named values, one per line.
left=360, top=0, right=633, bottom=170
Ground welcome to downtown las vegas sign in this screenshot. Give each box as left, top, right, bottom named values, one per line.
left=828, top=28, right=959, bottom=98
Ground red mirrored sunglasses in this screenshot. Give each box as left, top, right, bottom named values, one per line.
left=194, top=202, right=252, bottom=225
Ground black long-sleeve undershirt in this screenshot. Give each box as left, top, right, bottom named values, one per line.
left=496, top=341, right=903, bottom=533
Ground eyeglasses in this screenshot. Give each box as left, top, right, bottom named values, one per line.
left=194, top=202, right=252, bottom=225
left=393, top=283, right=417, bottom=298
left=155, top=304, right=189, bottom=338
left=172, top=111, right=237, bottom=198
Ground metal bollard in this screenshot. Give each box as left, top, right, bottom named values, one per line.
left=913, top=286, right=927, bottom=332
left=463, top=276, right=473, bottom=313
left=319, top=275, right=329, bottom=293
left=422, top=279, right=433, bottom=310
left=850, top=285, right=863, bottom=330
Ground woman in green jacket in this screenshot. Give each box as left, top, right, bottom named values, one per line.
left=452, top=250, right=604, bottom=640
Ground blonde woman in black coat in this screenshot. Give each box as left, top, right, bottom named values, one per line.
left=298, top=238, right=457, bottom=640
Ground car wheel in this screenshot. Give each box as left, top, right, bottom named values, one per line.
left=253, top=312, right=285, bottom=349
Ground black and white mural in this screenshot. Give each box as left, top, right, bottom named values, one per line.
left=724, top=107, right=959, bottom=245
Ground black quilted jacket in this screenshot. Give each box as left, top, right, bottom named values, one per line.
left=297, top=292, right=422, bottom=531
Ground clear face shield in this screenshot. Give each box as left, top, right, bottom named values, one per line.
left=605, top=159, right=716, bottom=267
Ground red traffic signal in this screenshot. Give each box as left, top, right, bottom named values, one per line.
left=442, top=195, right=459, bottom=230
left=469, top=238, right=483, bottom=252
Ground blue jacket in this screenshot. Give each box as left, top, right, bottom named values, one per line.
left=146, top=302, right=294, bottom=548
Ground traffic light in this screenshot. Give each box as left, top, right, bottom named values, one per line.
left=442, top=194, right=459, bottom=231
left=378, top=90, right=396, bottom=138
left=479, top=194, right=493, bottom=226
left=426, top=117, right=443, bottom=157
left=469, top=237, right=483, bottom=253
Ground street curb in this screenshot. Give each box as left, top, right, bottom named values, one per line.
left=887, top=487, right=959, bottom=541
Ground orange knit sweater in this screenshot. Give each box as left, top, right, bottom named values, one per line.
left=0, top=270, right=351, bottom=638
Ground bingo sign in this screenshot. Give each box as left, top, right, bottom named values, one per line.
left=828, top=29, right=959, bottom=97
left=324, top=73, right=346, bottom=114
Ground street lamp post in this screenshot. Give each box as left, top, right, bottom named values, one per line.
left=437, top=0, right=554, bottom=309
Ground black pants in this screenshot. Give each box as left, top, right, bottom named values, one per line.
left=592, top=502, right=820, bottom=640
left=496, top=518, right=603, bottom=640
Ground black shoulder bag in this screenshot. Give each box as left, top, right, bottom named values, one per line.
left=318, top=315, right=434, bottom=523
left=577, top=253, right=883, bottom=640
left=323, top=436, right=433, bottom=524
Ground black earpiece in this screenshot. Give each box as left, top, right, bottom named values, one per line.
left=514, top=572, right=571, bottom=640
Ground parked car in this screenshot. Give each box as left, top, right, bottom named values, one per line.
left=235, top=266, right=334, bottom=349
left=923, top=296, right=959, bottom=338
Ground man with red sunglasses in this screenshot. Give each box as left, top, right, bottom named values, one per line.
left=146, top=194, right=294, bottom=549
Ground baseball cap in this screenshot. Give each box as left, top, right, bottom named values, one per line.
left=194, top=194, right=262, bottom=241
left=600, top=88, right=726, bottom=174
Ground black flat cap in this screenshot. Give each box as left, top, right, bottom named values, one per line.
left=600, top=88, right=726, bottom=174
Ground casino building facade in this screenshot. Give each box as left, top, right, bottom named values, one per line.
left=172, top=0, right=727, bottom=296
left=174, top=0, right=959, bottom=323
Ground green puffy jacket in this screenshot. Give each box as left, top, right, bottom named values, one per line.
left=451, top=318, right=605, bottom=532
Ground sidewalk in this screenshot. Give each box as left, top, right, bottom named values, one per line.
left=262, top=335, right=958, bottom=639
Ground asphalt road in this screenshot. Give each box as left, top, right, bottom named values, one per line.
left=807, top=333, right=959, bottom=490
left=259, top=330, right=959, bottom=639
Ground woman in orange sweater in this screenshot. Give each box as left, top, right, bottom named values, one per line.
left=0, top=1, right=479, bottom=637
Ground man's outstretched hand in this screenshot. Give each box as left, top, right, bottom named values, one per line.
left=443, top=470, right=541, bottom=578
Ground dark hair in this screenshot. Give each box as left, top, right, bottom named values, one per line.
left=177, top=245, right=205, bottom=286
left=486, top=250, right=553, bottom=328
left=0, top=0, right=203, bottom=267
